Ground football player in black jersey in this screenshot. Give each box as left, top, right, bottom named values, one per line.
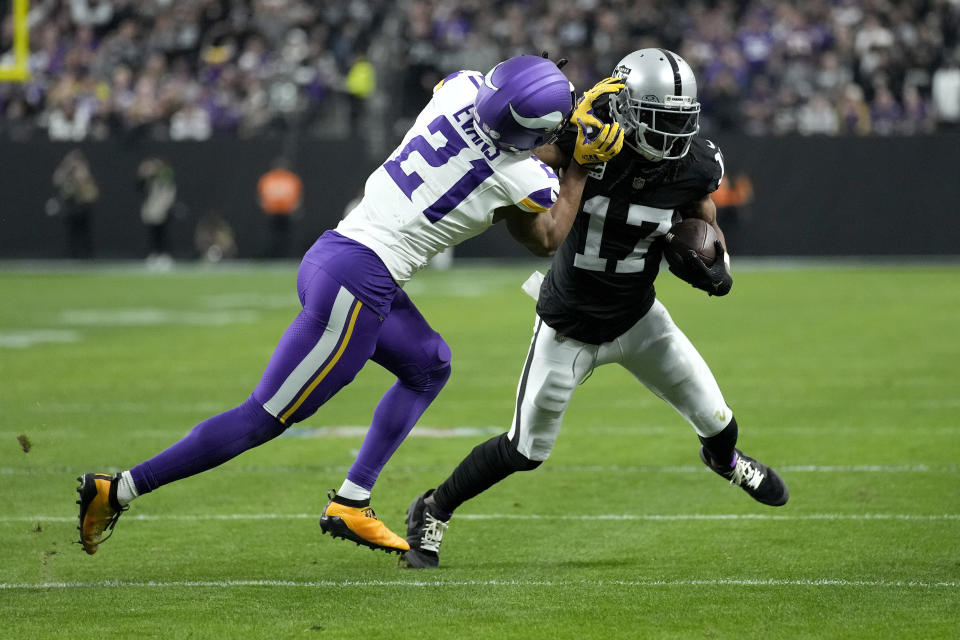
left=400, top=49, right=789, bottom=569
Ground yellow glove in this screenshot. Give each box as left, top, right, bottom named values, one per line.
left=571, top=77, right=626, bottom=165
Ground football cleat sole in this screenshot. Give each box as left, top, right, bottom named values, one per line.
left=319, top=515, right=409, bottom=555
left=398, top=548, right=439, bottom=569
left=319, top=494, right=409, bottom=555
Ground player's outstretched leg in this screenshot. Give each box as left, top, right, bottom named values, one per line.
left=399, top=489, right=450, bottom=569
left=700, top=448, right=789, bottom=506
left=319, top=491, right=410, bottom=554
left=76, top=473, right=128, bottom=555
left=398, top=433, right=544, bottom=569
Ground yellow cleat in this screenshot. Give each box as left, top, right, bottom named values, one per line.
left=76, top=473, right=127, bottom=555
left=319, top=491, right=410, bottom=554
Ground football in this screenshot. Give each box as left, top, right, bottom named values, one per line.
left=665, top=218, right=718, bottom=266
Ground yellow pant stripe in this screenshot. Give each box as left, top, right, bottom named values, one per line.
left=278, top=300, right=363, bottom=424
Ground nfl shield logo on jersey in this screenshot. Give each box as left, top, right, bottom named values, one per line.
left=632, top=176, right=646, bottom=190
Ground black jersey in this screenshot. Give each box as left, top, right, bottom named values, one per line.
left=536, top=133, right=724, bottom=345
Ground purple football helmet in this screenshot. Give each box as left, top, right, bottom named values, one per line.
left=473, top=55, right=574, bottom=152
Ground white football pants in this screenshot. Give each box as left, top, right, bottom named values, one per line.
left=507, top=299, right=732, bottom=461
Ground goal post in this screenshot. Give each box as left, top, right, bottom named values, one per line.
left=0, top=0, right=29, bottom=82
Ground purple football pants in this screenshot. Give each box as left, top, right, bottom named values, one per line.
left=130, top=236, right=451, bottom=495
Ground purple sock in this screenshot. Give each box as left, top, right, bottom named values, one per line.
left=346, top=375, right=449, bottom=489
left=346, top=291, right=452, bottom=490
left=130, top=396, right=284, bottom=495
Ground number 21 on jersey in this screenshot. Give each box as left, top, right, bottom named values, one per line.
left=383, top=115, right=493, bottom=223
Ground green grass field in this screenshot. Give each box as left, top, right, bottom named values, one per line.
left=1, top=262, right=958, bottom=639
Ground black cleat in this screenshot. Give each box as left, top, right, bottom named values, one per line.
left=700, top=447, right=789, bottom=506
left=399, top=489, right=449, bottom=569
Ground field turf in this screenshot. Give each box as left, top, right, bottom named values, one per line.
left=1, top=262, right=958, bottom=639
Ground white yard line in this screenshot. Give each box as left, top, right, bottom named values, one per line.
left=59, top=308, right=259, bottom=326
left=3, top=513, right=957, bottom=524
left=281, top=426, right=503, bottom=438
left=2, top=463, right=956, bottom=475
left=0, top=578, right=955, bottom=590
left=547, top=464, right=957, bottom=473
left=0, top=330, right=81, bottom=348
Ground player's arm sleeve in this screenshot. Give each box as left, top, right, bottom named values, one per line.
left=515, top=184, right=558, bottom=214
left=702, top=140, right=725, bottom=195
left=434, top=70, right=479, bottom=94
left=433, top=72, right=460, bottom=93
left=675, top=140, right=728, bottom=243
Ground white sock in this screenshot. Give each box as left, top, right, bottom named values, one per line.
left=336, top=479, right=371, bottom=502
left=116, top=470, right=139, bottom=506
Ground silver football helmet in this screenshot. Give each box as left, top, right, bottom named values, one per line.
left=609, top=48, right=700, bottom=162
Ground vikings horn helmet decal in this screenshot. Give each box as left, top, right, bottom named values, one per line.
left=508, top=104, right=566, bottom=131
left=473, top=55, right=574, bottom=152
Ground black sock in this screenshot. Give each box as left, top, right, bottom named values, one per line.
left=332, top=494, right=370, bottom=508
left=108, top=474, right=124, bottom=511
left=433, top=433, right=541, bottom=516
left=699, top=417, right=738, bottom=468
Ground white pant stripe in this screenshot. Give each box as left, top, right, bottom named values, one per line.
left=263, top=286, right=356, bottom=419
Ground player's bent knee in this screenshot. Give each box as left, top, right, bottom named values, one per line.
left=236, top=396, right=287, bottom=445
left=499, top=433, right=544, bottom=471
left=428, top=336, right=453, bottom=386
left=398, top=333, right=452, bottom=393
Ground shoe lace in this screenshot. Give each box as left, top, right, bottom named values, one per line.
left=77, top=504, right=129, bottom=549
left=420, top=512, right=448, bottom=553
left=729, top=457, right=765, bottom=491
left=98, top=504, right=129, bottom=543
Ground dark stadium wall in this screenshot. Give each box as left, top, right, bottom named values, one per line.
left=704, top=134, right=959, bottom=257
left=0, top=135, right=957, bottom=259
left=0, top=139, right=375, bottom=260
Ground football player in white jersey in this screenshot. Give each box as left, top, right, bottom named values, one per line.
left=401, top=49, right=789, bottom=569
left=75, top=55, right=626, bottom=557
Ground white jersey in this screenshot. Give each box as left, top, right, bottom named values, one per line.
left=336, top=71, right=560, bottom=284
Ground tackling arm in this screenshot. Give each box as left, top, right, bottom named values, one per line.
left=492, top=161, right=588, bottom=257
left=531, top=142, right=568, bottom=173
left=492, top=76, right=626, bottom=257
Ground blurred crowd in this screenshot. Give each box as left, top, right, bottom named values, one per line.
left=2, top=0, right=960, bottom=143
left=0, top=0, right=385, bottom=141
